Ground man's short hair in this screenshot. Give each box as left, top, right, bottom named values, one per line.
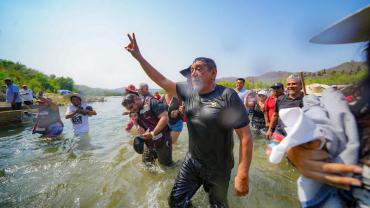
left=139, top=83, right=148, bottom=89
left=236, top=78, right=245, bottom=83
left=193, top=57, right=217, bottom=70
left=122, top=93, right=139, bottom=106
left=287, top=74, right=302, bottom=85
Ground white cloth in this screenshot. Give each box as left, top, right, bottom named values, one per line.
left=235, top=88, right=248, bottom=104
left=20, top=89, right=33, bottom=102
left=269, top=88, right=360, bottom=207
left=65, top=104, right=90, bottom=135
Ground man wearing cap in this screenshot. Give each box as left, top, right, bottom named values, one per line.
left=264, top=82, right=284, bottom=136
left=266, top=75, right=303, bottom=139
left=121, top=92, right=173, bottom=166
left=20, top=85, right=34, bottom=106
left=4, top=78, right=22, bottom=110
left=65, top=93, right=97, bottom=137
left=125, top=33, right=253, bottom=207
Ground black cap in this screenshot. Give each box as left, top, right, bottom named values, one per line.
left=180, top=67, right=191, bottom=78
left=133, top=136, right=145, bottom=154
left=271, top=82, right=284, bottom=89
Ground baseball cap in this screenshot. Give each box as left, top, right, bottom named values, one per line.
left=258, top=90, right=268, bottom=96
left=4, top=77, right=12, bottom=81
left=133, top=136, right=145, bottom=154
left=271, top=82, right=284, bottom=89
left=180, top=67, right=191, bottom=78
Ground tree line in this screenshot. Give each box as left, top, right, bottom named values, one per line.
left=218, top=67, right=368, bottom=89
left=0, top=59, right=75, bottom=93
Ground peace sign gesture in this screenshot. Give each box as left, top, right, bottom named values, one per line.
left=125, top=33, right=142, bottom=59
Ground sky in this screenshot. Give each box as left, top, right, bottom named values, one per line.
left=0, top=0, right=369, bottom=89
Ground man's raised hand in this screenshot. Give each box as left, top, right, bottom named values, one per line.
left=125, top=33, right=142, bottom=59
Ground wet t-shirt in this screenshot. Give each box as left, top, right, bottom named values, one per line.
left=176, top=84, right=249, bottom=174
left=275, top=94, right=303, bottom=135
left=65, top=104, right=90, bottom=135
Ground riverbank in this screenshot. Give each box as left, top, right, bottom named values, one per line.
left=42, top=93, right=106, bottom=106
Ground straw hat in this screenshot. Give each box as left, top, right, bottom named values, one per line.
left=306, top=83, right=330, bottom=96
left=63, top=92, right=84, bottom=101
left=310, top=5, right=370, bottom=44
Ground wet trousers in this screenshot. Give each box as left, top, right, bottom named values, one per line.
left=168, top=153, right=230, bottom=208
left=142, top=137, right=173, bottom=167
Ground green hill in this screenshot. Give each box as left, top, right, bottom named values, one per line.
left=0, top=59, right=75, bottom=95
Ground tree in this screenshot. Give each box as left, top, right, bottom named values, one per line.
left=56, top=77, right=75, bottom=91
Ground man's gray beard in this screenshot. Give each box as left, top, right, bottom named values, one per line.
left=191, top=78, right=203, bottom=93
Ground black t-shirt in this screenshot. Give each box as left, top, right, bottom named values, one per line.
left=149, top=98, right=166, bottom=117
left=275, top=93, right=304, bottom=135
left=161, top=96, right=182, bottom=125
left=176, top=83, right=249, bottom=174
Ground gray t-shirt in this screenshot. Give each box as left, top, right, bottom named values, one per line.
left=176, top=83, right=249, bottom=175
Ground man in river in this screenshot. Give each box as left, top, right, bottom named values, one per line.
left=266, top=74, right=303, bottom=139
left=122, top=92, right=173, bottom=166
left=124, top=33, right=253, bottom=207
left=65, top=93, right=97, bottom=137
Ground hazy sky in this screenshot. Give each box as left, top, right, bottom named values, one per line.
left=0, top=1, right=369, bottom=89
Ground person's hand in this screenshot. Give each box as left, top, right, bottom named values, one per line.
left=171, top=110, right=179, bottom=118
left=265, top=122, right=269, bottom=128
left=141, top=131, right=152, bottom=140
left=179, top=105, right=185, bottom=114
left=137, top=126, right=145, bottom=135
left=125, top=33, right=142, bottom=60
left=234, top=175, right=249, bottom=196
left=265, top=129, right=272, bottom=140
left=287, top=139, right=363, bottom=190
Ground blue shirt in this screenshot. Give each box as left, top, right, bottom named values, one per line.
left=6, top=84, right=22, bottom=103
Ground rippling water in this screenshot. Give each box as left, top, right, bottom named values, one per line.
left=0, top=97, right=299, bottom=207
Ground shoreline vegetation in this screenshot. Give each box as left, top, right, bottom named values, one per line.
left=1, top=59, right=368, bottom=105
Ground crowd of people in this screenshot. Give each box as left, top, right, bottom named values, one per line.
left=1, top=5, right=369, bottom=208
left=3, top=78, right=97, bottom=140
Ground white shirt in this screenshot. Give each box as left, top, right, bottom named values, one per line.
left=235, top=88, right=248, bottom=104
left=20, top=89, right=33, bottom=102
left=65, top=103, right=90, bottom=135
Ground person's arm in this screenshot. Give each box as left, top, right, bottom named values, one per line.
left=266, top=99, right=279, bottom=139
left=287, top=140, right=363, bottom=190
left=263, top=99, right=269, bottom=128
left=141, top=111, right=169, bottom=140
left=125, top=33, right=177, bottom=97
left=234, top=126, right=253, bottom=196
left=65, top=107, right=79, bottom=119
left=12, top=92, right=18, bottom=104
left=85, top=110, right=97, bottom=116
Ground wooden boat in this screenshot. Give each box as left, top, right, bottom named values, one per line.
left=0, top=105, right=38, bottom=127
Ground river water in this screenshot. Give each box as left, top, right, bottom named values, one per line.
left=0, top=97, right=299, bottom=207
